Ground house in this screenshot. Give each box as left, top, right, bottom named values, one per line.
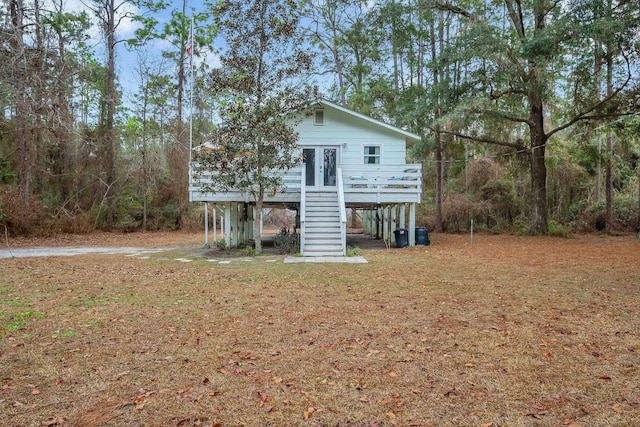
left=189, top=100, right=422, bottom=256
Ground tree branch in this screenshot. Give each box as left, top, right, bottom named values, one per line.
left=434, top=1, right=473, bottom=19
left=462, top=103, right=532, bottom=125
left=543, top=0, right=563, bottom=20
left=504, top=0, right=525, bottom=39
left=546, top=50, right=634, bottom=140
left=430, top=127, right=529, bottom=152
left=482, top=109, right=532, bottom=125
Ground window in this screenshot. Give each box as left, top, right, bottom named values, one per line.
left=314, top=109, right=324, bottom=125
left=364, top=145, right=381, bottom=164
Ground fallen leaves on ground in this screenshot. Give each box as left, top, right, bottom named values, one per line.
left=1, top=232, right=639, bottom=426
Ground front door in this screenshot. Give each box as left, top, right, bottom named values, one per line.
left=303, top=147, right=338, bottom=190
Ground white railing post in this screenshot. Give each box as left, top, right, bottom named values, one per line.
left=300, top=165, right=306, bottom=255
left=204, top=202, right=209, bottom=247
left=336, top=167, right=347, bottom=256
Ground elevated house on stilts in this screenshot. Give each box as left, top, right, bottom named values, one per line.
left=189, top=100, right=422, bottom=256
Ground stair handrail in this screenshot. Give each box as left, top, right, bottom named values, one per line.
left=336, top=167, right=347, bottom=256
left=300, top=165, right=306, bottom=256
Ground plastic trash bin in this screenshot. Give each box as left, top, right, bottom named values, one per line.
left=394, top=229, right=408, bottom=248
left=415, top=227, right=430, bottom=246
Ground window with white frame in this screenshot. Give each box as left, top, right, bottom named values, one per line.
left=314, top=109, right=324, bottom=125
left=363, top=145, right=381, bottom=164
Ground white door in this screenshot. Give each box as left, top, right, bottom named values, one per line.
left=303, top=147, right=338, bottom=191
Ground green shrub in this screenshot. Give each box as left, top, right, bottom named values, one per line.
left=216, top=239, right=227, bottom=250
left=242, top=245, right=256, bottom=256
left=547, top=220, right=572, bottom=238
left=346, top=246, right=362, bottom=257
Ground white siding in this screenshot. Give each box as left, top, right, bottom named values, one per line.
left=190, top=101, right=421, bottom=205
left=296, top=105, right=408, bottom=165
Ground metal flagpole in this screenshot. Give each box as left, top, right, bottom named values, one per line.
left=188, top=16, right=194, bottom=166
left=187, top=17, right=207, bottom=246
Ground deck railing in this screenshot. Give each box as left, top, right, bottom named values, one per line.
left=190, top=163, right=421, bottom=203
left=189, top=165, right=303, bottom=201
left=299, top=166, right=306, bottom=255
left=336, top=167, right=347, bottom=255
left=340, top=164, right=422, bottom=204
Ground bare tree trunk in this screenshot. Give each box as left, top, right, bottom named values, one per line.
left=141, top=72, right=150, bottom=231
left=527, top=2, right=549, bottom=235
left=10, top=0, right=30, bottom=203
left=528, top=95, right=548, bottom=235
left=594, top=36, right=603, bottom=204
left=166, top=0, right=189, bottom=229
left=54, top=0, right=72, bottom=203
left=604, top=51, right=615, bottom=232
left=434, top=128, right=444, bottom=232
left=31, top=0, right=45, bottom=194
left=430, top=18, right=443, bottom=232
left=595, top=135, right=602, bottom=202
left=254, top=197, right=263, bottom=254
left=330, top=24, right=346, bottom=106
left=637, top=160, right=640, bottom=239
left=103, top=0, right=117, bottom=226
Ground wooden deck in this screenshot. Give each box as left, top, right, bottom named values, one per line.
left=189, top=164, right=422, bottom=206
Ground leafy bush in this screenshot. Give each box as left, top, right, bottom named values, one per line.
left=346, top=246, right=362, bottom=256
left=581, top=193, right=640, bottom=232
left=480, top=179, right=523, bottom=223
left=0, top=186, right=43, bottom=236
left=547, top=220, right=572, bottom=238
left=215, top=239, right=227, bottom=250
left=274, top=229, right=299, bottom=254
left=114, top=214, right=139, bottom=232
left=242, top=245, right=256, bottom=256
left=0, top=159, right=15, bottom=184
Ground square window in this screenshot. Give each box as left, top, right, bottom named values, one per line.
left=364, top=146, right=380, bottom=164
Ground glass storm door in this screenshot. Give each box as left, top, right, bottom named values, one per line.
left=303, top=147, right=337, bottom=190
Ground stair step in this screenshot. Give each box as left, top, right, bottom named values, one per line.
left=305, top=226, right=341, bottom=232
left=302, top=252, right=345, bottom=257
left=305, top=208, right=340, bottom=218
left=305, top=203, right=337, bottom=212
left=302, top=191, right=343, bottom=256
left=305, top=235, right=341, bottom=242
left=306, top=200, right=338, bottom=205
left=304, top=245, right=344, bottom=252
left=306, top=203, right=338, bottom=208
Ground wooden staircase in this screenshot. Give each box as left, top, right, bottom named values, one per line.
left=302, top=191, right=345, bottom=256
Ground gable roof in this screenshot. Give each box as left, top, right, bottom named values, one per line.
left=318, top=100, right=422, bottom=143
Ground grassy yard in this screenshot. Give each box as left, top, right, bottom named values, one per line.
left=1, top=233, right=639, bottom=426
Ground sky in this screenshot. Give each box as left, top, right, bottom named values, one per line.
left=64, top=0, right=219, bottom=109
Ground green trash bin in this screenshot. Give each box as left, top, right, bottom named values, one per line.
left=394, top=229, right=408, bottom=248
left=415, top=227, right=430, bottom=246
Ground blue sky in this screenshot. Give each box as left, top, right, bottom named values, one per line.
left=65, top=0, right=219, bottom=108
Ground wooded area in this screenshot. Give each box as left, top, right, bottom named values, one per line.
left=1, top=0, right=639, bottom=236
